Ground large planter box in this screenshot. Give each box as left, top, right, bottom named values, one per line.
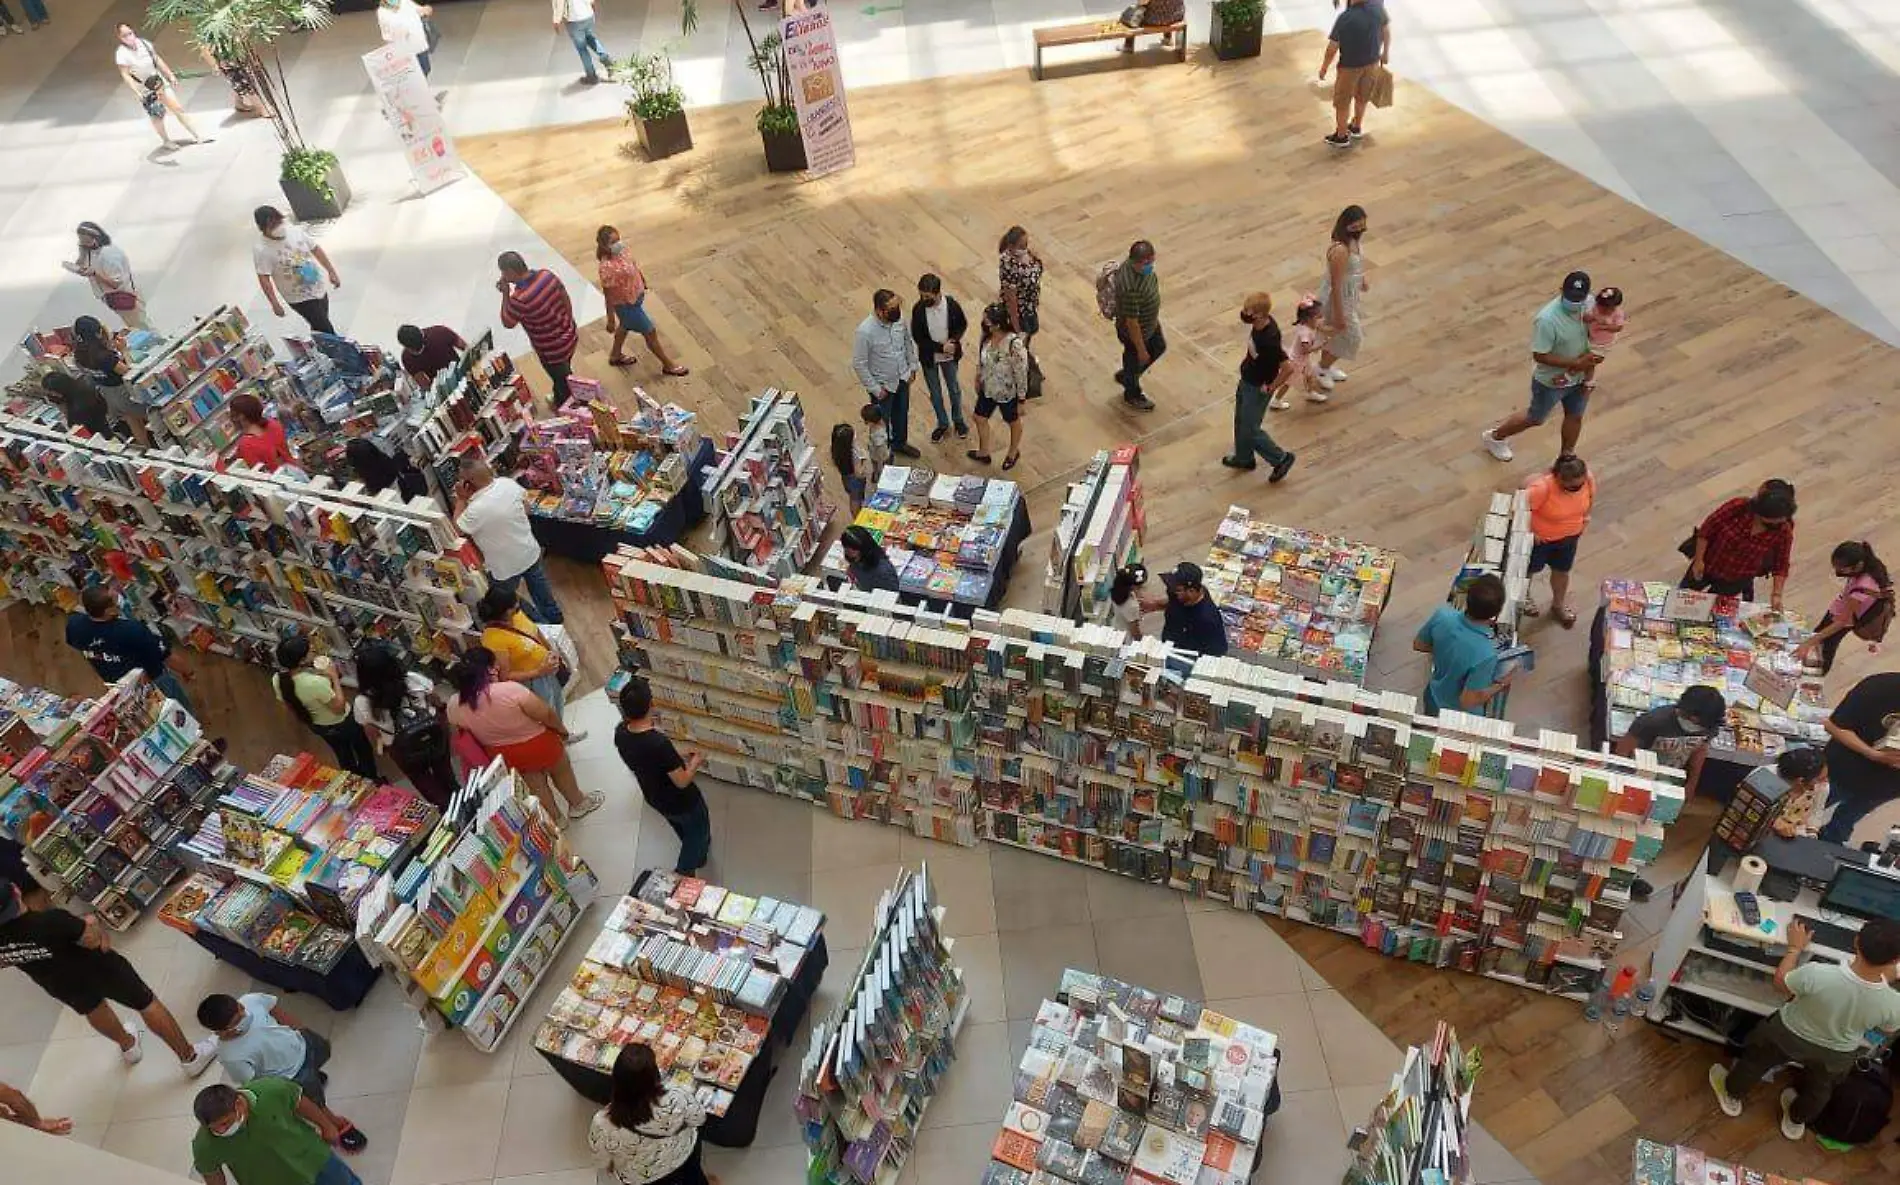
left=761, top=128, right=807, bottom=174
left=634, top=110, right=693, bottom=161
left=1211, top=7, right=1265, bottom=60
left=280, top=165, right=352, bottom=222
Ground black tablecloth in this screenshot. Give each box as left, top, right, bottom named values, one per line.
left=188, top=929, right=382, bottom=1011
left=527, top=439, right=713, bottom=563
left=1589, top=604, right=1748, bottom=804
left=535, top=909, right=830, bottom=1148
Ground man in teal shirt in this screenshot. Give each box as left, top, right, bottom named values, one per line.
left=1481, top=270, right=1601, bottom=461
left=1413, top=574, right=1512, bottom=715
left=192, top=1078, right=355, bottom=1185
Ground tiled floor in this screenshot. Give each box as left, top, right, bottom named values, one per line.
left=0, top=690, right=1539, bottom=1183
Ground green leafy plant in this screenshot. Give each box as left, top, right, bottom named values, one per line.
left=146, top=0, right=338, bottom=172
left=280, top=147, right=340, bottom=201
left=756, top=103, right=799, bottom=137
left=680, top=0, right=800, bottom=139
left=613, top=47, right=686, bottom=123
left=1213, top=0, right=1266, bottom=24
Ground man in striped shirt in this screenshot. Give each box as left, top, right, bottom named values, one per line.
left=497, top=252, right=579, bottom=406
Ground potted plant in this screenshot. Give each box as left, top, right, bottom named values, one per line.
left=147, top=0, right=351, bottom=218
left=615, top=48, right=692, bottom=160
left=1211, top=0, right=1266, bottom=60
left=681, top=0, right=805, bottom=173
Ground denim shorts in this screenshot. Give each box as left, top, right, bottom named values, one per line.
left=615, top=297, right=656, bottom=335
left=1528, top=535, right=1580, bottom=574
left=1526, top=378, right=1589, bottom=424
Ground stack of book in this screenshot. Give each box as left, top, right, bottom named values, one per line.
left=1043, top=447, right=1144, bottom=623
left=127, top=306, right=289, bottom=453
left=702, top=389, right=834, bottom=579
left=1599, top=579, right=1827, bottom=761
left=1344, top=1022, right=1477, bottom=1185
left=596, top=554, right=1689, bottom=995
left=1447, top=492, right=1535, bottom=719
left=822, top=467, right=1021, bottom=607
left=1200, top=507, right=1397, bottom=684
left=355, top=760, right=597, bottom=1051
left=277, top=333, right=421, bottom=484
left=797, top=866, right=965, bottom=1184
left=0, top=672, right=230, bottom=929
left=984, top=969, right=1279, bottom=1185
left=0, top=675, right=90, bottom=772
left=516, top=402, right=702, bottom=532
left=1630, top=1139, right=1834, bottom=1185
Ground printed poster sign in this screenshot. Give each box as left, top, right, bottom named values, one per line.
left=362, top=45, right=465, bottom=196
left=779, top=0, right=855, bottom=178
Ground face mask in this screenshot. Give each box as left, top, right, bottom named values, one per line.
left=1562, top=298, right=1585, bottom=313
left=1139, top=263, right=1154, bottom=276
left=881, top=307, right=901, bottom=323
left=609, top=241, right=625, bottom=256
left=229, top=1015, right=251, bottom=1037
left=216, top=1115, right=247, bottom=1138
left=1347, top=228, right=1365, bottom=240
left=1676, top=714, right=1706, bottom=735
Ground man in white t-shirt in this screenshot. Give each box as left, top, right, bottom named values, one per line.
left=552, top=0, right=614, bottom=85
left=454, top=454, right=564, bottom=624
left=252, top=206, right=340, bottom=335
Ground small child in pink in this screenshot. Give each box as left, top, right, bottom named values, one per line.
left=1284, top=295, right=1328, bottom=407
left=1582, top=286, right=1626, bottom=392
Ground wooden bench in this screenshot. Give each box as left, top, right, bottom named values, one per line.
left=1032, top=18, right=1189, bottom=81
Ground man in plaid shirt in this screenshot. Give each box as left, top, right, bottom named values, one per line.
left=1682, top=480, right=1796, bottom=606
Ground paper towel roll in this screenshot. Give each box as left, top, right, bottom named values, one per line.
left=1734, top=855, right=1768, bottom=895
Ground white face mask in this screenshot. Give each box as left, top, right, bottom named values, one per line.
left=216, top=1115, right=247, bottom=1137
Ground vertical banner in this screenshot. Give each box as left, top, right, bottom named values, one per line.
left=779, top=0, right=855, bottom=178
left=361, top=45, right=465, bottom=196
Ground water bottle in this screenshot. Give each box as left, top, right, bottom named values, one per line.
left=1607, top=993, right=1631, bottom=1036
left=1583, top=983, right=1609, bottom=1022
left=1633, top=977, right=1657, bottom=1021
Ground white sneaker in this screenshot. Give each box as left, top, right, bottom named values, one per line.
left=1305, top=390, right=1330, bottom=404
left=564, top=728, right=590, bottom=746
left=1269, top=397, right=1290, bottom=410
left=1778, top=1088, right=1805, bottom=1140
left=1480, top=430, right=1514, bottom=462
left=1707, top=1064, right=1742, bottom=1118
left=569, top=790, right=606, bottom=820
left=119, top=1021, right=144, bottom=1066
left=1314, top=372, right=1335, bottom=392
left=1323, top=366, right=1349, bottom=382
left=182, top=1037, right=217, bottom=1078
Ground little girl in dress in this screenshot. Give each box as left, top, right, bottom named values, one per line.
left=1581, top=286, right=1626, bottom=393
left=1285, top=296, right=1328, bottom=407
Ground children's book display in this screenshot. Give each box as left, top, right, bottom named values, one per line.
left=0, top=671, right=230, bottom=929
left=402, top=331, right=535, bottom=487
left=161, top=751, right=439, bottom=973
left=1598, top=579, right=1827, bottom=763
left=354, top=760, right=597, bottom=1051
left=796, top=865, right=965, bottom=1184
left=1043, top=446, right=1144, bottom=623
left=1343, top=1022, right=1477, bottom=1185
left=821, top=466, right=1022, bottom=608
left=702, top=389, right=833, bottom=579
left=985, top=968, right=1279, bottom=1185
left=532, top=871, right=826, bottom=1113
left=0, top=414, right=485, bottom=671
left=1629, top=1138, right=1834, bottom=1185
left=1449, top=492, right=1534, bottom=720
left=1200, top=507, right=1398, bottom=684
left=125, top=306, right=290, bottom=453
left=0, top=675, right=90, bottom=773
left=516, top=395, right=702, bottom=533
left=600, top=551, right=1689, bottom=995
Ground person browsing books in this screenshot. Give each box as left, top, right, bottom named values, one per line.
left=1817, top=671, right=1900, bottom=845
left=478, top=583, right=584, bottom=743
left=852, top=289, right=921, bottom=459
left=1140, top=562, right=1228, bottom=657
left=496, top=251, right=579, bottom=406
left=445, top=648, right=603, bottom=826
left=455, top=453, right=565, bottom=624
left=1680, top=479, right=1797, bottom=606
left=229, top=393, right=295, bottom=472
left=1708, top=917, right=1900, bottom=1142
left=275, top=636, right=379, bottom=781
left=191, top=1080, right=354, bottom=1185
left=196, top=992, right=366, bottom=1153
left=1793, top=540, right=1891, bottom=676
left=839, top=526, right=901, bottom=595
left=1412, top=573, right=1510, bottom=716
left=588, top=1043, right=713, bottom=1185
left=613, top=678, right=711, bottom=878
left=1613, top=683, right=1726, bottom=901
left=351, top=641, right=456, bottom=808
left=64, top=583, right=193, bottom=711
left=396, top=324, right=463, bottom=385
left=1765, top=746, right=1827, bottom=838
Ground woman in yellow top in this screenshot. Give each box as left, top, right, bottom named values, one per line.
left=1522, top=453, right=1595, bottom=628
left=477, top=585, right=586, bottom=744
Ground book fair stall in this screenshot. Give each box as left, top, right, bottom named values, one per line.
left=819, top=463, right=1034, bottom=615
left=1042, top=445, right=1144, bottom=624
left=1446, top=490, right=1535, bottom=719
left=533, top=869, right=829, bottom=1146
left=10, top=324, right=169, bottom=431
left=984, top=968, right=1280, bottom=1185
left=1343, top=1023, right=1477, bottom=1185
left=702, top=388, right=835, bottom=580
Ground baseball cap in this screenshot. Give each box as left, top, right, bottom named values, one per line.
left=1561, top=271, right=1592, bottom=301
left=1161, top=561, right=1204, bottom=590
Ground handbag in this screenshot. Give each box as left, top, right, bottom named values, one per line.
left=541, top=622, right=581, bottom=688
left=104, top=289, right=138, bottom=312
left=498, top=620, right=570, bottom=686
left=1368, top=65, right=1396, bottom=109
left=1120, top=5, right=1148, bottom=28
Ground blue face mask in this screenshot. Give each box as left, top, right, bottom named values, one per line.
left=1562, top=298, right=1585, bottom=313
left=1139, top=264, right=1154, bottom=276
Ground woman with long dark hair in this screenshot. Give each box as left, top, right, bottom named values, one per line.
left=477, top=583, right=579, bottom=739
left=276, top=635, right=379, bottom=779
left=588, top=1044, right=713, bottom=1185
left=1682, top=479, right=1797, bottom=607
left=1315, top=204, right=1369, bottom=391
left=1796, top=541, right=1892, bottom=675
left=71, top=315, right=149, bottom=445
left=443, top=647, right=601, bottom=825
left=351, top=641, right=456, bottom=807
left=345, top=436, right=430, bottom=501
left=229, top=392, right=295, bottom=472
left=997, top=225, right=1045, bottom=398
left=839, top=525, right=900, bottom=594
left=966, top=301, right=1028, bottom=470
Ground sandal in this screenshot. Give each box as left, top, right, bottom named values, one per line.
left=1555, top=604, right=1577, bottom=628
left=1522, top=603, right=1542, bottom=617
left=608, top=354, right=637, bottom=367
left=662, top=365, right=690, bottom=377
left=1002, top=453, right=1020, bottom=470
left=966, top=450, right=992, bottom=464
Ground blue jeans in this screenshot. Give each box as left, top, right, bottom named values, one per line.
left=1817, top=780, right=1893, bottom=845
left=1526, top=377, right=1589, bottom=424
left=19, top=0, right=46, bottom=22
left=496, top=559, right=564, bottom=625
left=152, top=670, right=194, bottom=715
left=524, top=671, right=567, bottom=721
left=873, top=378, right=912, bottom=450
left=416, top=50, right=432, bottom=76
left=313, top=1154, right=363, bottom=1185
left=565, top=17, right=612, bottom=80
left=1231, top=380, right=1290, bottom=467
left=663, top=792, right=712, bottom=875
left=921, top=360, right=966, bottom=432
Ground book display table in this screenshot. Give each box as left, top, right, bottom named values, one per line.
left=1343, top=1022, right=1476, bottom=1185
left=532, top=870, right=829, bottom=1148
left=1588, top=579, right=1827, bottom=801
left=985, top=969, right=1279, bottom=1185
left=822, top=467, right=1032, bottom=612
left=1448, top=492, right=1534, bottom=720
left=528, top=437, right=713, bottom=562
left=187, top=926, right=383, bottom=1010
left=126, top=305, right=289, bottom=453
left=1200, top=507, right=1397, bottom=684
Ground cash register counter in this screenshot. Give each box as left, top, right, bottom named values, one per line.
left=1647, top=837, right=1891, bottom=1050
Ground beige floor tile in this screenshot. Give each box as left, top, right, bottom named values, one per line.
left=807, top=944, right=864, bottom=1033
left=897, top=829, right=981, bottom=868
left=324, top=1089, right=412, bottom=1185
left=911, top=846, right=996, bottom=937
left=0, top=1039, right=47, bottom=1086
left=997, top=923, right=1098, bottom=1020
left=492, top=1171, right=599, bottom=1185
left=1307, top=989, right=1404, bottom=1089
left=701, top=1136, right=811, bottom=1185
left=919, top=1019, right=1011, bottom=1130
left=811, top=811, right=903, bottom=871
left=1333, top=1081, right=1393, bottom=1135
left=1203, top=992, right=1332, bottom=1094
left=324, top=996, right=426, bottom=1100
left=0, top=977, right=63, bottom=1047
left=98, top=1113, right=201, bottom=1179
left=108, top=1026, right=219, bottom=1123
left=904, top=1118, right=1002, bottom=1184
left=491, top=1071, right=598, bottom=1178
left=748, top=1045, right=812, bottom=1150
left=67, top=1121, right=108, bottom=1148
left=26, top=1035, right=132, bottom=1126
left=389, top=1079, right=510, bottom=1185
left=1182, top=893, right=1229, bottom=914
left=1255, top=1088, right=1350, bottom=1182
left=807, top=862, right=904, bottom=947
left=1094, top=914, right=1204, bottom=1002
left=147, top=935, right=256, bottom=1014
left=1468, top=1120, right=1539, bottom=1184
left=721, top=791, right=817, bottom=878
left=1082, top=867, right=1185, bottom=921
left=1188, top=909, right=1309, bottom=998
left=952, top=932, right=1007, bottom=1024
left=988, top=845, right=1090, bottom=932
left=413, top=1026, right=519, bottom=1089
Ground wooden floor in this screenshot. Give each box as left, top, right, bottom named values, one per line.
left=4, top=30, right=1897, bottom=1184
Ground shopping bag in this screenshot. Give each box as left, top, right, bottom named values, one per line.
left=1369, top=66, right=1395, bottom=109
left=542, top=622, right=582, bottom=687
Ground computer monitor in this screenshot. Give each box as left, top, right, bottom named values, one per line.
left=1818, top=863, right=1900, bottom=923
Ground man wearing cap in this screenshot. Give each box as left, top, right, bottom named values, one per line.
left=1480, top=270, right=1603, bottom=462
left=1140, top=562, right=1230, bottom=657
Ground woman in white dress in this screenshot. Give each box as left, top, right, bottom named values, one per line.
left=588, top=1045, right=717, bottom=1185
left=62, top=222, right=146, bottom=330
left=113, top=24, right=203, bottom=148
left=1315, top=203, right=1369, bottom=393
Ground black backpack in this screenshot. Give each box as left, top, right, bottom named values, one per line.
left=1809, top=1044, right=1893, bottom=1147
left=388, top=691, right=449, bottom=767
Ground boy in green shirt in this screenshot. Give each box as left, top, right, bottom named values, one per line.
left=1708, top=917, right=1900, bottom=1140
left=192, top=1079, right=356, bottom=1185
